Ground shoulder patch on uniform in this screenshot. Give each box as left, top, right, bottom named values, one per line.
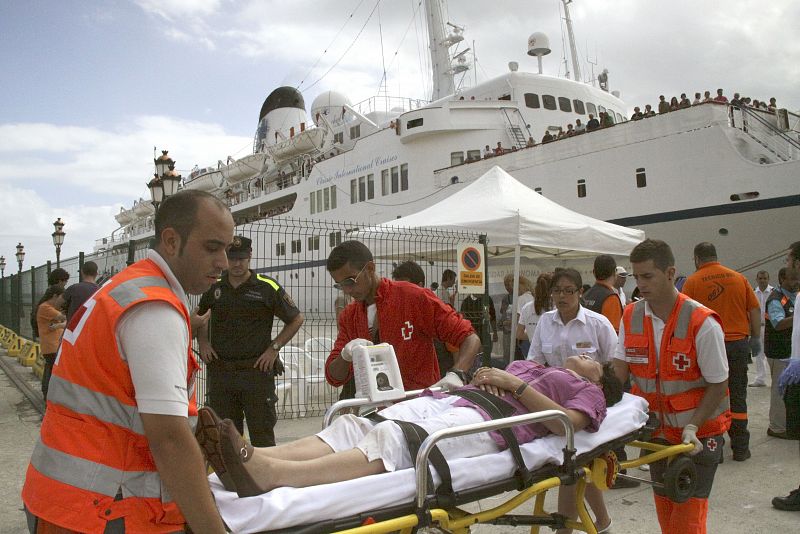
left=256, top=273, right=280, bottom=291
left=282, top=291, right=296, bottom=308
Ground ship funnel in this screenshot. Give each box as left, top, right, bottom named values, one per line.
left=527, top=32, right=550, bottom=74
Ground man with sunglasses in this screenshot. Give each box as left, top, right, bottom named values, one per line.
left=325, top=240, right=481, bottom=393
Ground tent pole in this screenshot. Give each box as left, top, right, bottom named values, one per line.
left=509, top=244, right=521, bottom=365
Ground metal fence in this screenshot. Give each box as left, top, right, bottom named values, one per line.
left=0, top=217, right=483, bottom=418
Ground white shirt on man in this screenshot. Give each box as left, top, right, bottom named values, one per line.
left=612, top=300, right=728, bottom=383
left=518, top=299, right=553, bottom=341
left=527, top=305, right=618, bottom=367
left=754, top=284, right=774, bottom=321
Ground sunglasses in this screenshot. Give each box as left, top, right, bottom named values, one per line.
left=550, top=287, right=579, bottom=296
left=333, top=263, right=368, bottom=290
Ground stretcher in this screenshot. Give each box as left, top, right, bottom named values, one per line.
left=210, top=392, right=696, bottom=534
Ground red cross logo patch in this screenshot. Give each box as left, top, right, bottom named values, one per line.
left=706, top=438, right=718, bottom=452
left=673, top=353, right=691, bottom=371
left=401, top=320, right=414, bottom=341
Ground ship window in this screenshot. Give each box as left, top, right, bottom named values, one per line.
left=330, top=186, right=337, bottom=209
left=636, top=168, right=646, bottom=188
left=329, top=231, right=342, bottom=247
left=310, top=191, right=316, bottom=214
left=558, top=97, right=572, bottom=112
left=466, top=149, right=481, bottom=161
left=276, top=242, right=286, bottom=256
left=391, top=166, right=399, bottom=193
left=350, top=179, right=357, bottom=204
left=598, top=105, right=606, bottom=114
left=542, top=95, right=557, bottom=110
left=307, top=235, right=320, bottom=251
left=323, top=187, right=330, bottom=210
left=524, top=93, right=540, bottom=108
left=400, top=163, right=408, bottom=191
left=291, top=239, right=302, bottom=254
left=349, top=124, right=361, bottom=139
left=316, top=189, right=323, bottom=212
left=499, top=94, right=511, bottom=101
left=586, top=102, right=597, bottom=115
left=534, top=187, right=543, bottom=195
left=358, top=175, right=366, bottom=202
left=577, top=179, right=586, bottom=198
left=381, top=169, right=389, bottom=196
left=367, top=173, right=375, bottom=199
left=451, top=151, right=465, bottom=166
left=407, top=118, right=424, bottom=129
left=334, top=132, right=344, bottom=144
left=573, top=99, right=585, bottom=114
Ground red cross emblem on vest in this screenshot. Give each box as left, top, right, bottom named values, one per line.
left=401, top=320, right=414, bottom=341
left=673, top=353, right=691, bottom=371
left=706, top=437, right=718, bottom=451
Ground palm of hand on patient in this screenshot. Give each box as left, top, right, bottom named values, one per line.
left=472, top=367, right=521, bottom=397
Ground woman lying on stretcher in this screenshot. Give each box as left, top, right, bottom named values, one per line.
left=196, top=357, right=624, bottom=514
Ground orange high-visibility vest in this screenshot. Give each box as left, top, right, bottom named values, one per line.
left=22, top=258, right=200, bottom=533
left=623, top=294, right=731, bottom=443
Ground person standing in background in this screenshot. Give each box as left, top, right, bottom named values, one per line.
left=36, top=285, right=66, bottom=402
left=63, top=261, right=100, bottom=322
left=750, top=270, right=773, bottom=387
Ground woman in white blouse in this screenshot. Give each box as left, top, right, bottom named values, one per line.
left=517, top=272, right=554, bottom=345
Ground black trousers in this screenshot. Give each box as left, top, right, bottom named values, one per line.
left=650, top=434, right=724, bottom=498
left=785, top=382, right=800, bottom=440
left=41, top=353, right=57, bottom=402
left=207, top=366, right=277, bottom=447
left=725, top=339, right=750, bottom=454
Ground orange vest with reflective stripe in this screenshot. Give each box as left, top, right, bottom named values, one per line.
left=22, top=258, right=200, bottom=533
left=623, top=293, right=731, bottom=443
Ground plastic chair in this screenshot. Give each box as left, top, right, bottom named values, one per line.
left=278, top=346, right=309, bottom=417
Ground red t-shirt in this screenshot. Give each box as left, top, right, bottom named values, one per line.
left=326, top=278, right=475, bottom=390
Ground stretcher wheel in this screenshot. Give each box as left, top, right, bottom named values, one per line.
left=663, top=455, right=696, bottom=503
left=591, top=451, right=619, bottom=490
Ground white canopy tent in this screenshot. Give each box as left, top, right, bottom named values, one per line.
left=366, top=165, right=645, bottom=360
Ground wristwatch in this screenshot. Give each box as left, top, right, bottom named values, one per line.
left=512, top=382, right=529, bottom=400
left=449, top=369, right=470, bottom=384
left=271, top=341, right=282, bottom=351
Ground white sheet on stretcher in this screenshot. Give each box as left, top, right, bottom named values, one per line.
left=211, top=393, right=649, bottom=533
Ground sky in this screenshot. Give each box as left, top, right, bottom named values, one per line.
left=1, top=0, right=798, bottom=269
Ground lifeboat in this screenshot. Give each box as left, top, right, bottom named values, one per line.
left=269, top=128, right=325, bottom=162
left=222, top=153, right=269, bottom=185
left=183, top=167, right=225, bottom=192
left=132, top=199, right=155, bottom=216
left=115, top=206, right=135, bottom=225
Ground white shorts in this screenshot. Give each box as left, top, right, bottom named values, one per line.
left=317, top=396, right=500, bottom=472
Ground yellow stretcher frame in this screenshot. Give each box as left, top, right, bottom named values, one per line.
left=277, top=393, right=696, bottom=534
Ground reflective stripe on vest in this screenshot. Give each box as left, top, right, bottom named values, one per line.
left=256, top=273, right=280, bottom=291
left=662, top=397, right=730, bottom=429
left=31, top=440, right=169, bottom=501
left=632, top=375, right=708, bottom=395
left=109, top=276, right=171, bottom=308
left=629, top=298, right=696, bottom=338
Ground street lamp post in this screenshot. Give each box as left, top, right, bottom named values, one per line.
left=52, top=217, right=66, bottom=268
left=14, top=243, right=24, bottom=334
left=0, top=255, right=6, bottom=327
left=0, top=255, right=5, bottom=278
left=150, top=150, right=182, bottom=215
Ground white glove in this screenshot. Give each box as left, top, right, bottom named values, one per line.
left=432, top=371, right=465, bottom=392
left=340, top=338, right=371, bottom=362
left=681, top=424, right=702, bottom=455
left=747, top=336, right=761, bottom=357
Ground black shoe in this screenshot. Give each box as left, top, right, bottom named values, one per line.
left=772, top=488, right=800, bottom=511
left=611, top=474, right=642, bottom=489
left=768, top=429, right=798, bottom=440
left=732, top=450, right=751, bottom=462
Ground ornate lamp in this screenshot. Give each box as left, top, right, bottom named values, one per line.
left=52, top=217, right=66, bottom=267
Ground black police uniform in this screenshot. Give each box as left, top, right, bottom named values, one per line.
left=198, top=269, right=300, bottom=446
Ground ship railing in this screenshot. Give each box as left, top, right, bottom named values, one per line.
left=730, top=105, right=800, bottom=162
left=352, top=95, right=430, bottom=117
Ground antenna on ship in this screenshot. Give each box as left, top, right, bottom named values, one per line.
left=561, top=0, right=582, bottom=82
left=425, top=0, right=468, bottom=100
left=527, top=32, right=551, bottom=74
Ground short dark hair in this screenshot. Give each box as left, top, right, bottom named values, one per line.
left=48, top=268, right=70, bottom=285
left=778, top=267, right=787, bottom=283
left=756, top=270, right=769, bottom=278
left=43, top=284, right=65, bottom=301
left=593, top=254, right=617, bottom=280
left=630, top=239, right=675, bottom=271
left=600, top=363, right=624, bottom=407
left=789, top=241, right=800, bottom=264
left=81, top=261, right=98, bottom=277
left=392, top=261, right=426, bottom=286
left=154, top=190, right=227, bottom=254
left=693, top=242, right=717, bottom=263
left=327, top=240, right=373, bottom=272
left=442, top=269, right=456, bottom=283
left=552, top=267, right=582, bottom=289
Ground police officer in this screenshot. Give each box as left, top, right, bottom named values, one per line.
left=196, top=235, right=304, bottom=446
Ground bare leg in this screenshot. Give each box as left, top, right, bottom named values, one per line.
left=585, top=484, right=611, bottom=529
left=556, top=483, right=611, bottom=534
left=253, top=435, right=335, bottom=461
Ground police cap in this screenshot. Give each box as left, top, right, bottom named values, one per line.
left=227, top=235, right=252, bottom=259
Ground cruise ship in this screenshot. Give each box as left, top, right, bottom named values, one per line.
left=101, top=0, right=800, bottom=283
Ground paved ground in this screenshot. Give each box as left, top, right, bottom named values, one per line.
left=1, top=349, right=798, bottom=533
